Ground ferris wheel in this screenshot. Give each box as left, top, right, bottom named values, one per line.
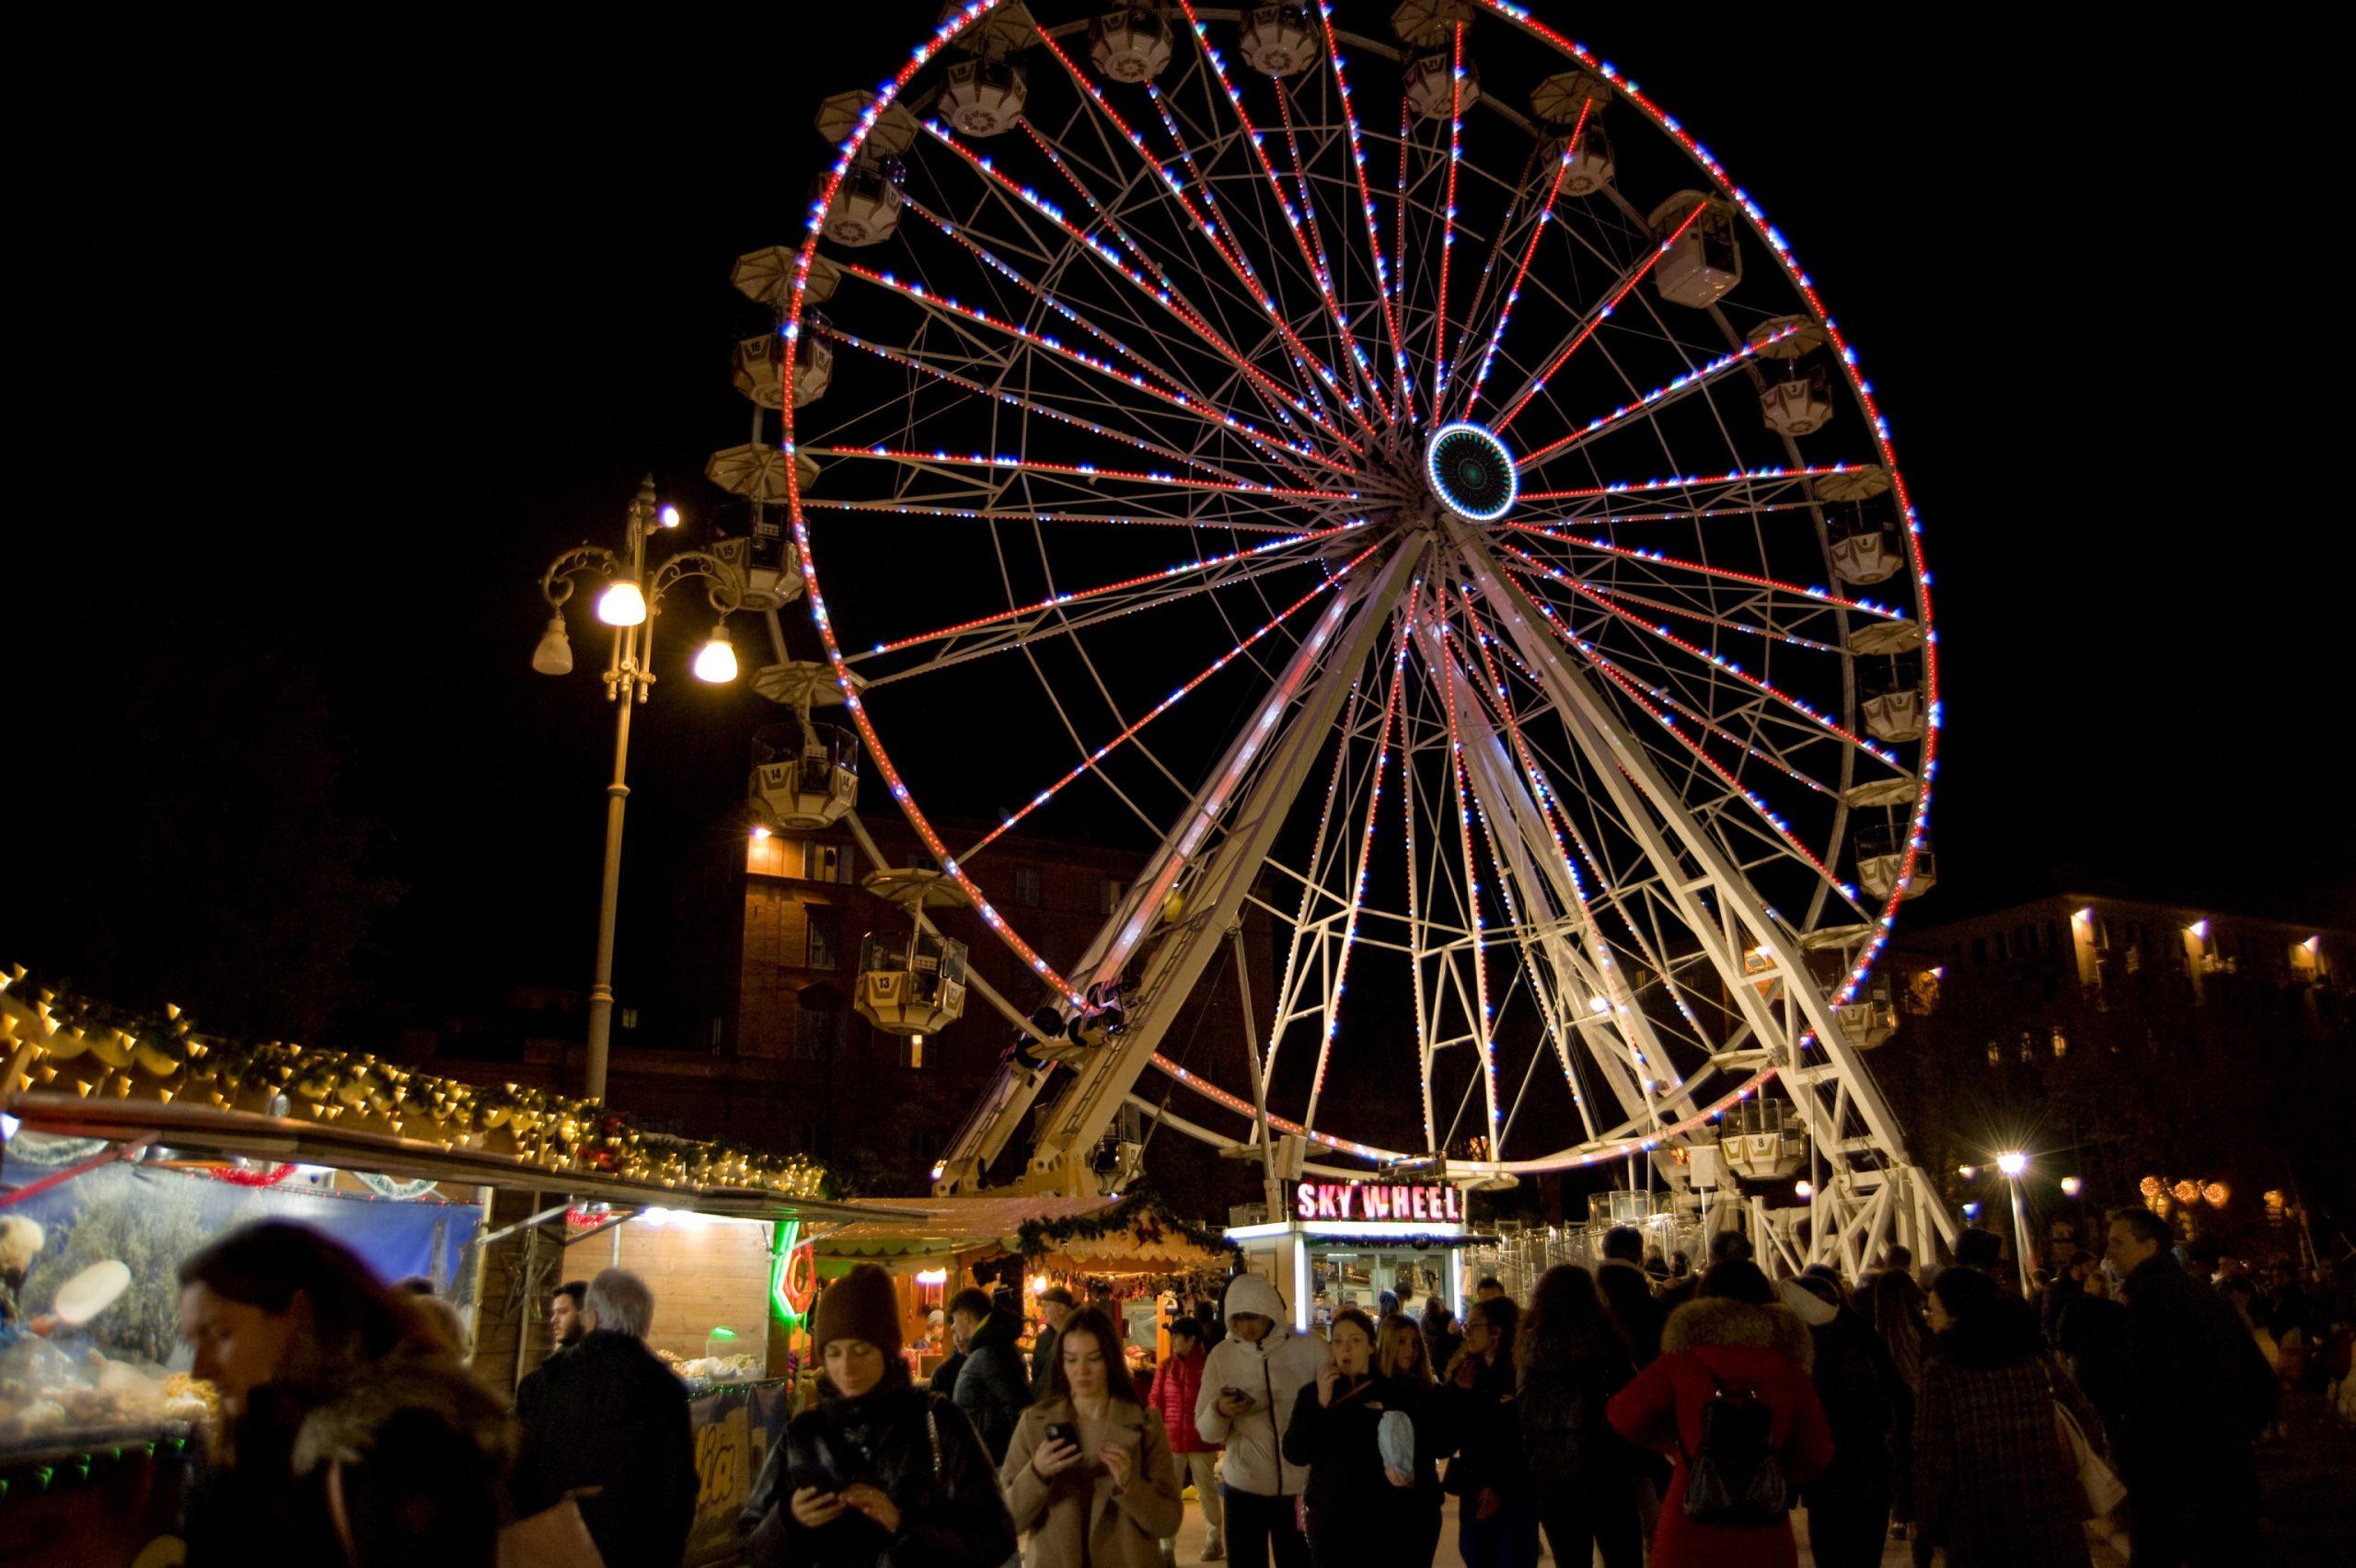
left=726, top=0, right=1950, bottom=1267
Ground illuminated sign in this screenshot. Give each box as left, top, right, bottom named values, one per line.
left=1292, top=1181, right=1463, bottom=1224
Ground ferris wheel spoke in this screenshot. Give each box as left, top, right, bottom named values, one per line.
left=1569, top=580, right=1848, bottom=655
left=1457, top=99, right=1588, bottom=422
left=799, top=498, right=1302, bottom=535
left=1136, top=78, right=1382, bottom=447
left=1516, top=319, right=1808, bottom=469
left=1497, top=524, right=1911, bottom=622
left=818, top=322, right=1275, bottom=487
left=1426, top=21, right=1472, bottom=413
left=895, top=199, right=1339, bottom=484
left=908, top=122, right=1366, bottom=463
left=1489, top=199, right=1713, bottom=436
left=1516, top=463, right=1873, bottom=512
left=802, top=444, right=1359, bottom=504
left=848, top=548, right=1366, bottom=692
left=1000, top=132, right=1350, bottom=477
left=831, top=258, right=1350, bottom=475
left=1495, top=544, right=1900, bottom=768
left=1269, top=76, right=1395, bottom=427
left=857, top=521, right=1364, bottom=660
left=1033, top=22, right=1371, bottom=445
left=1308, top=3, right=1414, bottom=420
left=1584, top=655, right=1862, bottom=905
left=1168, top=1, right=1393, bottom=429
left=952, top=540, right=1385, bottom=859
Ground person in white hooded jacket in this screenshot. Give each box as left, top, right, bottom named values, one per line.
left=1195, top=1274, right=1326, bottom=1568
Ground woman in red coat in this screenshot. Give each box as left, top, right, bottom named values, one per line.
left=1151, top=1316, right=1225, bottom=1561
left=1607, top=1259, right=1834, bottom=1568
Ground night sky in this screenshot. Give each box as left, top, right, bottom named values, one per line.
left=9, top=7, right=2344, bottom=1051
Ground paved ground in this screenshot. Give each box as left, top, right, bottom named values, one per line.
left=1159, top=1487, right=2133, bottom=1566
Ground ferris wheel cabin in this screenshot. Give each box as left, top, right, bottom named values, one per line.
left=1238, top=6, right=1318, bottom=76
left=750, top=721, right=860, bottom=831
left=855, top=928, right=969, bottom=1037
left=1648, top=192, right=1741, bottom=309
left=1530, top=71, right=1614, bottom=195
left=1089, top=8, right=1173, bottom=81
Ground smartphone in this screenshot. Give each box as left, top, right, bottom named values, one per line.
left=1045, top=1420, right=1080, bottom=1450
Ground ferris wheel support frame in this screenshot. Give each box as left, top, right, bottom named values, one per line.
left=1458, top=539, right=1952, bottom=1262
left=935, top=543, right=1427, bottom=1195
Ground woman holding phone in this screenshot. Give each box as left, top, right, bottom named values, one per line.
left=742, top=1263, right=1016, bottom=1567
left=1280, top=1308, right=1443, bottom=1568
left=1001, top=1305, right=1184, bottom=1567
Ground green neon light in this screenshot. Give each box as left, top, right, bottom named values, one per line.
left=770, top=1218, right=803, bottom=1327
left=708, top=1327, right=738, bottom=1340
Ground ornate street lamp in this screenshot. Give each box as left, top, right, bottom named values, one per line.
left=535, top=475, right=741, bottom=1101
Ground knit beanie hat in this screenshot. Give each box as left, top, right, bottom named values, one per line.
left=814, top=1262, right=903, bottom=1355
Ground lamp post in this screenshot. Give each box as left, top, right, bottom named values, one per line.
left=536, top=476, right=743, bottom=1101
left=1996, top=1150, right=2034, bottom=1297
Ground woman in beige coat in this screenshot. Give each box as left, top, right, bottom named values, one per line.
left=1000, top=1306, right=1183, bottom=1568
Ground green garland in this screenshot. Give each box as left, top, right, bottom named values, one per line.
left=1014, top=1188, right=1237, bottom=1262
left=2, top=964, right=832, bottom=1201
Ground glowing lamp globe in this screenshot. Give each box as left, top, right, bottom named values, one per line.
left=693, top=626, right=740, bottom=684
left=2060, top=1175, right=2083, bottom=1197
left=597, top=580, right=648, bottom=627
left=1996, top=1151, right=2027, bottom=1179
left=531, top=615, right=573, bottom=676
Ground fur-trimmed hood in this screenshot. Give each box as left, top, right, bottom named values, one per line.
left=1661, top=1296, right=1815, bottom=1371
left=288, top=1349, right=514, bottom=1480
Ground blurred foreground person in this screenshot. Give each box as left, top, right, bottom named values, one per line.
left=177, top=1220, right=509, bottom=1568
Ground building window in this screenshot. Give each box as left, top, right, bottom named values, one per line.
left=802, top=842, right=852, bottom=883
left=1099, top=877, right=1125, bottom=915
left=792, top=1004, right=839, bottom=1061
left=902, top=850, right=939, bottom=871
left=903, top=1032, right=929, bottom=1070
left=1972, top=936, right=1988, bottom=966
left=1013, top=867, right=1043, bottom=907
left=805, top=909, right=838, bottom=970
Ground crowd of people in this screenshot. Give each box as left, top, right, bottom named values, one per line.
left=155, top=1207, right=2342, bottom=1568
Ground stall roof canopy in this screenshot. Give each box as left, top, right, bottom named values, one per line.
left=0, top=968, right=890, bottom=1219
left=819, top=1191, right=1233, bottom=1274
left=819, top=1195, right=1114, bottom=1259
left=1, top=1093, right=917, bottom=1228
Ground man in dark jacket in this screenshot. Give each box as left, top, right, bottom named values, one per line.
left=2106, top=1206, right=2277, bottom=1567
left=1595, top=1226, right=1666, bottom=1366
left=512, top=1267, right=699, bottom=1568
left=944, top=1286, right=1029, bottom=1463
left=1027, top=1284, right=1074, bottom=1401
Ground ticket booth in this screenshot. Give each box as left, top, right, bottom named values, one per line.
left=1224, top=1179, right=1484, bottom=1333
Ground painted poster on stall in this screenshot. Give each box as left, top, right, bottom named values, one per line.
left=686, top=1380, right=792, bottom=1566
left=4, top=1160, right=480, bottom=1366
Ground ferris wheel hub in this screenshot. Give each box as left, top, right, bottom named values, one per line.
left=1425, top=421, right=1519, bottom=522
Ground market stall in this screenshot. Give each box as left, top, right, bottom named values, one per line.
left=0, top=968, right=907, bottom=1568
left=1224, top=1178, right=1493, bottom=1334
left=814, top=1190, right=1234, bottom=1386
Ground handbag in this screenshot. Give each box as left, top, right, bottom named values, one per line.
left=2051, top=1402, right=2126, bottom=1518
left=498, top=1499, right=606, bottom=1568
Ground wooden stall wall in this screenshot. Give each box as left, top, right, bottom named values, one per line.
left=565, top=1214, right=774, bottom=1364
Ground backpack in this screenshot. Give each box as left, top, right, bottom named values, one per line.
left=1679, top=1360, right=1788, bottom=1527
